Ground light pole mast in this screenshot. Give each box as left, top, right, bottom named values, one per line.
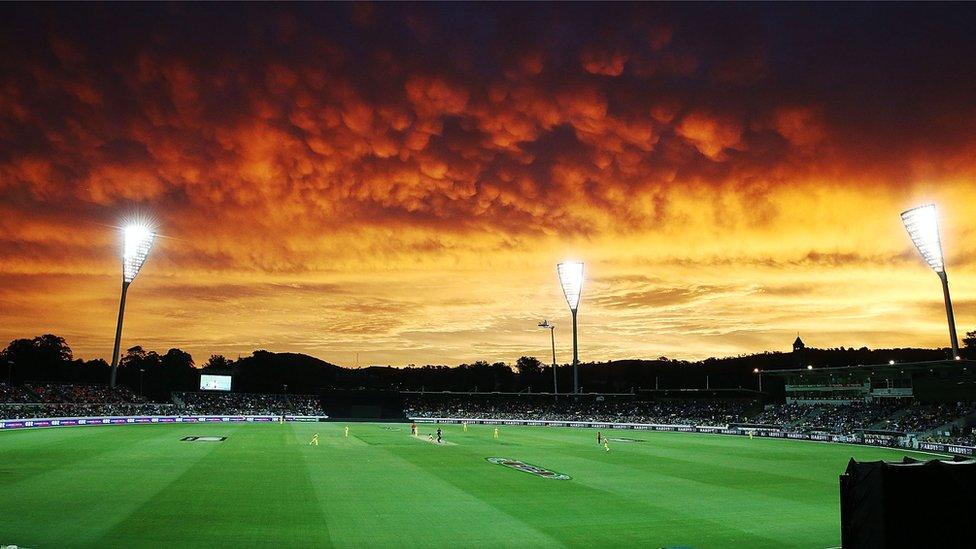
left=938, top=271, right=960, bottom=358
left=571, top=309, right=579, bottom=393
left=901, top=204, right=960, bottom=360
left=557, top=261, right=584, bottom=394
left=110, top=223, right=157, bottom=388
left=539, top=320, right=558, bottom=397
left=109, top=281, right=130, bottom=388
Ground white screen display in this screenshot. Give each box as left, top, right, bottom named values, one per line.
left=199, top=374, right=232, bottom=391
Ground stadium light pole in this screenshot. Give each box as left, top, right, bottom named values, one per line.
left=753, top=367, right=762, bottom=392
left=538, top=320, right=558, bottom=397
left=557, top=261, right=584, bottom=394
left=901, top=204, right=960, bottom=359
left=109, top=223, right=157, bottom=388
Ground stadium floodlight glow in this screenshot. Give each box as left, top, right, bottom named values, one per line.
left=557, top=261, right=584, bottom=394
left=110, top=222, right=158, bottom=388
left=123, top=223, right=156, bottom=283
left=538, top=320, right=558, bottom=397
left=900, top=204, right=960, bottom=359
left=901, top=204, right=944, bottom=273
left=557, top=261, right=584, bottom=311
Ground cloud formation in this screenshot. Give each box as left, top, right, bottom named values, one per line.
left=1, top=3, right=975, bottom=365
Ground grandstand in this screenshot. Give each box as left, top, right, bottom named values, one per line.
left=174, top=391, right=324, bottom=416
left=397, top=360, right=976, bottom=453
left=0, top=383, right=325, bottom=419
left=758, top=359, right=976, bottom=448
left=4, top=365, right=976, bottom=450
left=771, top=359, right=974, bottom=404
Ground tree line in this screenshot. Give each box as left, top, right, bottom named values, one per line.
left=2, top=331, right=974, bottom=400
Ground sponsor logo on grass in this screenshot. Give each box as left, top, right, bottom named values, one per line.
left=609, top=437, right=645, bottom=443
left=180, top=436, right=227, bottom=442
left=486, top=457, right=570, bottom=480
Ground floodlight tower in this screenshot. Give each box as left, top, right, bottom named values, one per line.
left=557, top=261, right=584, bottom=393
left=109, top=224, right=157, bottom=388
left=538, top=320, right=558, bottom=396
left=901, top=204, right=960, bottom=359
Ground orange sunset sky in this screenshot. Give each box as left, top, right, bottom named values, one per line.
left=1, top=3, right=975, bottom=367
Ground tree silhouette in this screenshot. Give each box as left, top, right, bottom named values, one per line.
left=204, top=354, right=233, bottom=369
left=515, top=356, right=542, bottom=376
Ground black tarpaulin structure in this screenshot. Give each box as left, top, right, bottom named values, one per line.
left=839, top=456, right=976, bottom=548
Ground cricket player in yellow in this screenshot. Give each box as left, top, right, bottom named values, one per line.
left=604, top=440, right=610, bottom=452
left=344, top=426, right=349, bottom=437
left=462, top=421, right=468, bottom=432
left=493, top=427, right=499, bottom=439
left=310, top=433, right=319, bottom=446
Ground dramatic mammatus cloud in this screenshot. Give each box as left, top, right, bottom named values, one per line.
left=1, top=3, right=975, bottom=366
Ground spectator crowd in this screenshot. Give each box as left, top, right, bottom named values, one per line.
left=403, top=395, right=752, bottom=426
left=1, top=382, right=324, bottom=418
left=28, top=383, right=144, bottom=404
left=404, top=394, right=976, bottom=445
left=4, top=381, right=975, bottom=446
left=0, top=383, right=37, bottom=403
left=750, top=401, right=903, bottom=434
left=174, top=392, right=323, bottom=416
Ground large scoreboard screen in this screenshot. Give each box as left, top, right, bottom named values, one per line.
left=199, top=374, right=232, bottom=391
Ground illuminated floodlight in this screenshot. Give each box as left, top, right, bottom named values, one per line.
left=557, top=261, right=584, bottom=311
left=901, top=204, right=944, bottom=273
left=556, top=261, right=584, bottom=393
left=123, top=224, right=157, bottom=282
left=901, top=204, right=959, bottom=359
left=110, top=222, right=158, bottom=388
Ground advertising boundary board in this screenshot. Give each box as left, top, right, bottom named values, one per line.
left=410, top=417, right=976, bottom=457
left=0, top=415, right=329, bottom=430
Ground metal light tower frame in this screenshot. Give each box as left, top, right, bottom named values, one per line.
left=557, top=261, right=584, bottom=394
left=110, top=224, right=157, bottom=388
left=538, top=320, right=558, bottom=397
left=901, top=204, right=960, bottom=359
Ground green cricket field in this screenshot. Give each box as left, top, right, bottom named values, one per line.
left=0, top=422, right=938, bottom=548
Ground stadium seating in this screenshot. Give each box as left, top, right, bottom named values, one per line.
left=403, top=394, right=976, bottom=443
left=173, top=391, right=324, bottom=416
left=0, top=383, right=324, bottom=419
left=26, top=382, right=145, bottom=404
left=402, top=395, right=752, bottom=425
left=0, top=382, right=39, bottom=403
left=3, top=381, right=974, bottom=447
